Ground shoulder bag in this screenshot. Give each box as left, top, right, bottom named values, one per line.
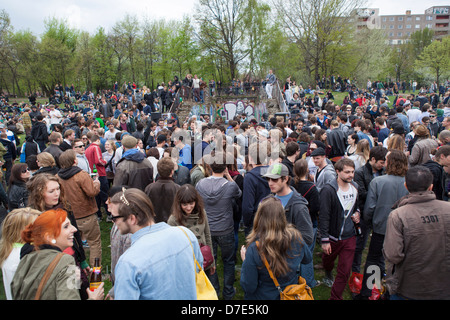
left=256, top=241, right=314, bottom=300
left=178, top=227, right=218, bottom=300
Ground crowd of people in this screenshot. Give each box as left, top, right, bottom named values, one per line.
left=0, top=73, right=449, bottom=301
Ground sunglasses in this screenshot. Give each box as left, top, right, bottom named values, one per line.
left=264, top=177, right=281, bottom=182
left=21, top=168, right=30, bottom=173
left=110, top=215, right=126, bottom=222
left=74, top=145, right=84, bottom=148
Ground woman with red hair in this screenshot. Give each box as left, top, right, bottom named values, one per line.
left=10, top=209, right=104, bottom=300
left=26, top=173, right=92, bottom=299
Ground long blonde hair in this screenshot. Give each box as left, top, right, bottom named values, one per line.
left=246, top=196, right=303, bottom=278
left=0, top=208, right=41, bottom=266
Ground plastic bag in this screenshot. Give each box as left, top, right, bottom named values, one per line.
left=348, top=272, right=363, bottom=294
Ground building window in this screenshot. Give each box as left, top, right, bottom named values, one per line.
left=426, top=16, right=433, bottom=21
left=398, top=17, right=403, bottom=21
left=390, top=25, right=394, bottom=29
left=398, top=32, right=403, bottom=37
left=415, top=24, right=420, bottom=28
left=407, top=17, right=412, bottom=21
left=398, top=25, right=403, bottom=29
left=383, top=17, right=387, bottom=22
left=390, top=17, right=395, bottom=21
left=406, top=24, right=411, bottom=28
left=382, top=25, right=386, bottom=29
left=426, top=24, right=432, bottom=28
left=416, top=17, right=421, bottom=21
left=389, top=32, right=394, bottom=37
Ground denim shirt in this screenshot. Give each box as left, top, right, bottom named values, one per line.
left=114, top=223, right=203, bottom=300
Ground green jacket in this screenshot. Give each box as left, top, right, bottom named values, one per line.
left=11, top=248, right=81, bottom=300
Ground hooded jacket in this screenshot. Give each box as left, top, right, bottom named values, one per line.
left=422, top=160, right=447, bottom=200
left=383, top=191, right=450, bottom=299
left=319, top=178, right=359, bottom=243
left=242, top=166, right=271, bottom=229
left=57, top=166, right=100, bottom=219
left=284, top=187, right=314, bottom=246
left=315, top=163, right=337, bottom=192
left=196, top=176, right=242, bottom=236
left=113, top=149, right=153, bottom=191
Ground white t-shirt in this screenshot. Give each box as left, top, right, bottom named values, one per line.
left=1, top=245, right=23, bottom=300
left=50, top=109, right=62, bottom=125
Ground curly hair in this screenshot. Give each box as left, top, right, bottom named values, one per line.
left=385, top=150, right=408, bottom=177
left=27, top=173, right=71, bottom=212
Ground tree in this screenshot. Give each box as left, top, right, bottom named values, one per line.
left=410, top=28, right=435, bottom=59
left=415, top=36, right=450, bottom=86
left=194, top=0, right=250, bottom=80
left=37, top=17, right=79, bottom=95
left=274, top=0, right=367, bottom=84
left=110, top=14, right=141, bottom=83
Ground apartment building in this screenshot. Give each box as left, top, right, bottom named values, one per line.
left=354, top=5, right=450, bottom=45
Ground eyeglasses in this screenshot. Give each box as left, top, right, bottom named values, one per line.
left=110, top=215, right=126, bottom=222
left=74, top=145, right=84, bottom=148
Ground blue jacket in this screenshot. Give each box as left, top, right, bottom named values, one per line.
left=240, top=238, right=312, bottom=300
left=114, top=224, right=202, bottom=300
left=242, top=166, right=271, bottom=229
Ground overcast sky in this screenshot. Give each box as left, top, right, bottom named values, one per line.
left=2, top=0, right=449, bottom=35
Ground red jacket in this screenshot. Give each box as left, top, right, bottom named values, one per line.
left=85, top=143, right=107, bottom=177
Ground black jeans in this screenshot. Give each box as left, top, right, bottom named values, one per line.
left=95, top=176, right=109, bottom=219
left=352, top=219, right=371, bottom=273
left=360, top=232, right=385, bottom=298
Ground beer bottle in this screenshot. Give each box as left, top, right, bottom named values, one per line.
left=89, top=258, right=102, bottom=291
left=352, top=212, right=362, bottom=236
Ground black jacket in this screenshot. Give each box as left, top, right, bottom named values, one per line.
left=422, top=160, right=446, bottom=200
left=31, top=121, right=48, bottom=143
left=353, top=162, right=384, bottom=214
left=327, top=128, right=347, bottom=158
left=7, top=181, right=28, bottom=210
left=319, top=178, right=359, bottom=243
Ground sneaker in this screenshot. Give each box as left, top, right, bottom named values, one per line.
left=322, top=277, right=334, bottom=288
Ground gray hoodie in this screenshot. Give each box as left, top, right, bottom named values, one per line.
left=196, top=176, right=242, bottom=236
left=315, top=163, right=337, bottom=192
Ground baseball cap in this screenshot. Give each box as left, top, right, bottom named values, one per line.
left=262, top=163, right=289, bottom=179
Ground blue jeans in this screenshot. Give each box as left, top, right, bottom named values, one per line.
left=300, top=226, right=318, bottom=287
left=208, top=231, right=236, bottom=300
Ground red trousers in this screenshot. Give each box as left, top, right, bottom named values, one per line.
left=322, top=236, right=356, bottom=300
